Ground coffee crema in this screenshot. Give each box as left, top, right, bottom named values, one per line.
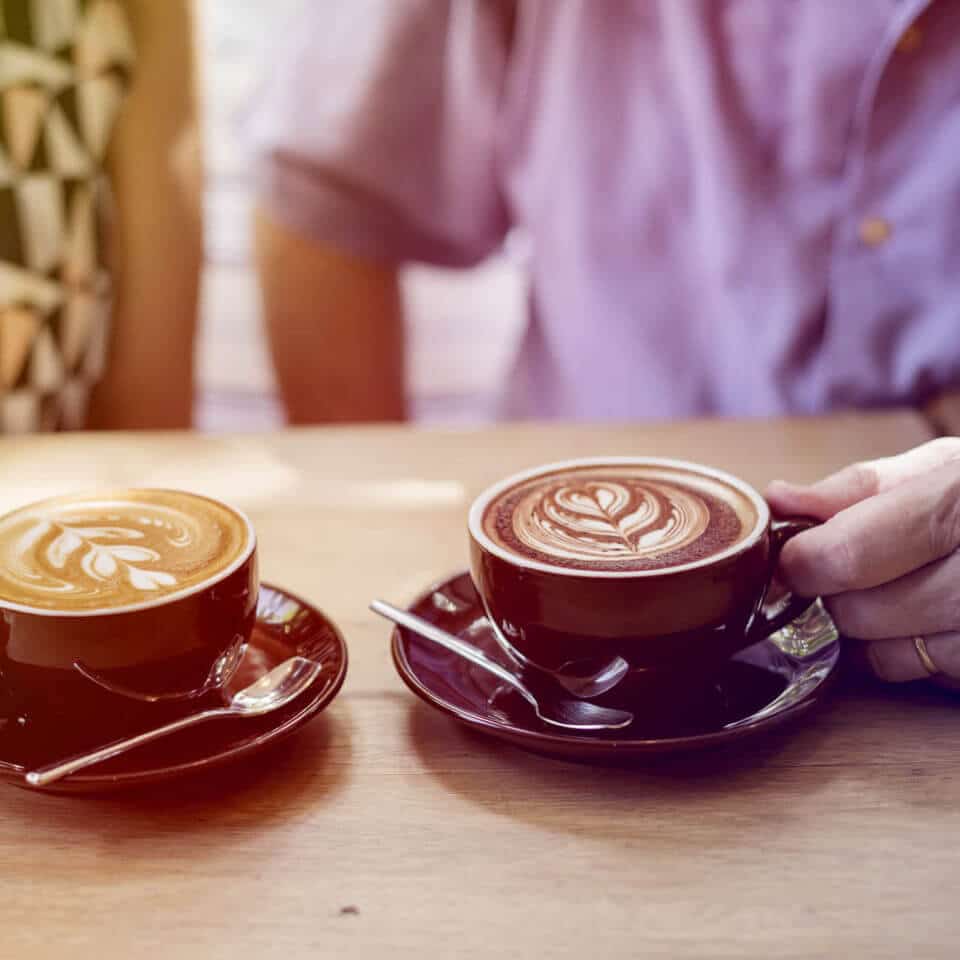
left=481, top=464, right=760, bottom=572
left=0, top=489, right=252, bottom=612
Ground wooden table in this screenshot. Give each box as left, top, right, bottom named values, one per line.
left=3, top=411, right=958, bottom=959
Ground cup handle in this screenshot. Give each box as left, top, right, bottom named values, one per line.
left=746, top=516, right=821, bottom=643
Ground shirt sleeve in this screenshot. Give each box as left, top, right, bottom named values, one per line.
left=243, top=0, right=513, bottom=267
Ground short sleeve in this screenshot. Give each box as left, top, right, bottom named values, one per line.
left=243, top=0, right=513, bottom=267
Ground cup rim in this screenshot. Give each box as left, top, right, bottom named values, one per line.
left=467, top=456, right=770, bottom=579
left=0, top=488, right=257, bottom=618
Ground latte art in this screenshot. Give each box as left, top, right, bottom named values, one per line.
left=0, top=490, right=252, bottom=612
left=481, top=464, right=761, bottom=573
left=518, top=478, right=712, bottom=563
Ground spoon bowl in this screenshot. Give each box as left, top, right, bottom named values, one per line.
left=371, top=600, right=633, bottom=732
left=25, top=656, right=322, bottom=787
left=230, top=658, right=323, bottom=714
left=481, top=608, right=630, bottom=699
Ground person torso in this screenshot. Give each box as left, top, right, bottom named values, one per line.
left=497, top=0, right=959, bottom=419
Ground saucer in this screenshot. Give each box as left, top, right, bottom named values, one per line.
left=0, top=583, right=348, bottom=793
left=390, top=572, right=839, bottom=763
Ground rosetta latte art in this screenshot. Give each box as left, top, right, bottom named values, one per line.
left=482, top=465, right=758, bottom=572
left=514, top=479, right=712, bottom=563
left=0, top=491, right=249, bottom=611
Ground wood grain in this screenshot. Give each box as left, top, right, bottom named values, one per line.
left=3, top=412, right=956, bottom=960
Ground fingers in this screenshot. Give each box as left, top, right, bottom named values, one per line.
left=768, top=439, right=960, bottom=686
left=854, top=632, right=960, bottom=683
left=775, top=460, right=960, bottom=597
left=767, top=436, right=960, bottom=521
left=821, top=548, right=960, bottom=639
left=767, top=464, right=882, bottom=522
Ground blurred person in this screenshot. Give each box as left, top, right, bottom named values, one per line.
left=247, top=0, right=960, bottom=426
left=246, top=0, right=960, bottom=686
left=0, top=0, right=201, bottom=432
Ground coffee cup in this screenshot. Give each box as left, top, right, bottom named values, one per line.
left=468, top=457, right=817, bottom=674
left=0, top=489, right=258, bottom=728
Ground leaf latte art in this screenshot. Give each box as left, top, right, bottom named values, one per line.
left=0, top=490, right=251, bottom=612
left=482, top=465, right=759, bottom=572
left=516, top=480, right=711, bottom=563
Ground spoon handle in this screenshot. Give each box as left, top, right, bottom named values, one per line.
left=370, top=600, right=531, bottom=697
left=25, top=707, right=228, bottom=788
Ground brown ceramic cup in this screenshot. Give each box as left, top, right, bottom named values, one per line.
left=468, top=458, right=817, bottom=675
left=0, top=490, right=258, bottom=729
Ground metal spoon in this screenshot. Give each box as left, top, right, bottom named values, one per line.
left=480, top=607, right=629, bottom=699
left=24, top=656, right=323, bottom=788
left=371, top=600, right=634, bottom=732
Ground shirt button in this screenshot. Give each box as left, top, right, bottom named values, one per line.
left=859, top=217, right=892, bottom=248
left=896, top=23, right=923, bottom=54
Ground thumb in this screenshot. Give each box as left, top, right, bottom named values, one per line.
left=766, top=437, right=960, bottom=521
left=766, top=466, right=881, bottom=521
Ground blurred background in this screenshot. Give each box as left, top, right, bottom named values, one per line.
left=195, top=0, right=525, bottom=432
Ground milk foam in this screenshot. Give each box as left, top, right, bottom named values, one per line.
left=514, top=477, right=711, bottom=563
left=0, top=490, right=251, bottom=613
left=482, top=465, right=760, bottom=573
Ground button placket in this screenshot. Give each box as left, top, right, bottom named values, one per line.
left=858, top=216, right=892, bottom=248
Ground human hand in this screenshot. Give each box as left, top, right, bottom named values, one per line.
left=766, top=438, right=960, bottom=685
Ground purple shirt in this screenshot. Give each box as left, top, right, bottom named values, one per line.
left=245, top=0, right=960, bottom=420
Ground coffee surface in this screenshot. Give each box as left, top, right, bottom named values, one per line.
left=0, top=489, right=251, bottom=612
left=482, top=465, right=759, bottom=572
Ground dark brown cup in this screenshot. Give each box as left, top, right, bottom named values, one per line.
left=468, top=458, right=816, bottom=675
left=0, top=492, right=258, bottom=731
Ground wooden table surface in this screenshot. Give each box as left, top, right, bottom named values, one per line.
left=3, top=411, right=958, bottom=959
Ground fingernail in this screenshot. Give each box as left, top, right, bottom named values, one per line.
left=767, top=486, right=810, bottom=525
left=766, top=480, right=800, bottom=502
left=768, top=479, right=803, bottom=495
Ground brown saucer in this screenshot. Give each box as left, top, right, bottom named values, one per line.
left=0, top=583, right=348, bottom=793
left=391, top=572, right=839, bottom=763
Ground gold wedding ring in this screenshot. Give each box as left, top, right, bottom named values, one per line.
left=913, top=636, right=940, bottom=677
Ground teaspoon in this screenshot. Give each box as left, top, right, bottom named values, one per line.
left=25, top=656, right=323, bottom=788
left=371, top=600, right=634, bottom=732
left=480, top=608, right=629, bottom=699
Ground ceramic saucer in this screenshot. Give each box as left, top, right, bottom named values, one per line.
left=390, top=572, right=839, bottom=762
left=0, top=583, right=348, bottom=793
